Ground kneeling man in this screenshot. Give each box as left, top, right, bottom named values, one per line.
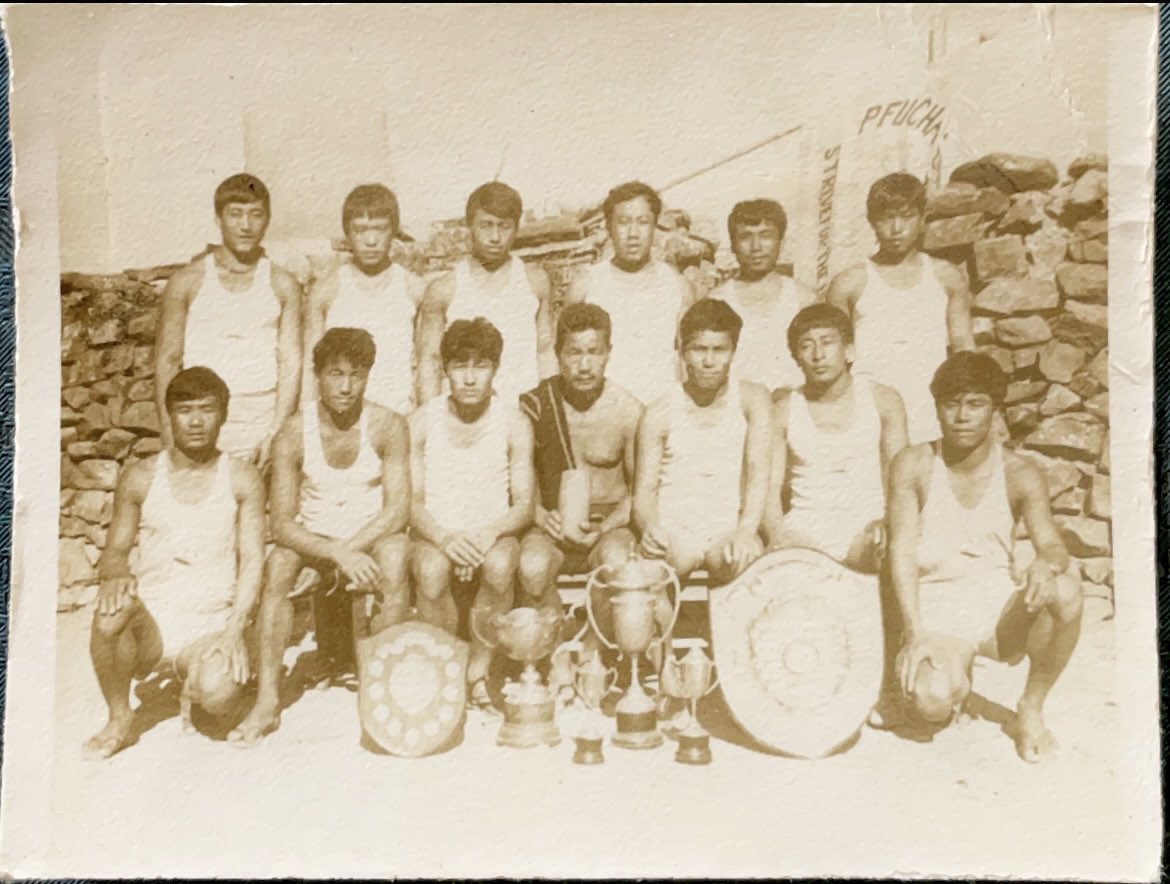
left=232, top=328, right=412, bottom=745
left=887, top=352, right=1083, bottom=762
left=85, top=367, right=265, bottom=760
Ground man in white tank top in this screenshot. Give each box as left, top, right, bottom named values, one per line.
left=230, top=328, right=412, bottom=747
left=154, top=174, right=303, bottom=468
left=566, top=181, right=697, bottom=407
left=709, top=199, right=817, bottom=395
left=84, top=368, right=266, bottom=760
left=408, top=319, right=535, bottom=703
left=764, top=305, right=907, bottom=572
left=417, top=181, right=556, bottom=405
left=828, top=173, right=974, bottom=446
left=886, top=352, right=1083, bottom=763
left=304, top=184, right=426, bottom=415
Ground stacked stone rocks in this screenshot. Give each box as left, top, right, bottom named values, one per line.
left=922, top=153, right=1112, bottom=611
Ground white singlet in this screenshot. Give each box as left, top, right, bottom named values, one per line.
left=422, top=396, right=511, bottom=535
left=447, top=256, right=540, bottom=403
left=658, top=382, right=747, bottom=548
left=784, top=377, right=885, bottom=562
left=713, top=275, right=812, bottom=394
left=298, top=403, right=384, bottom=541
left=852, top=257, right=950, bottom=446
left=136, top=451, right=238, bottom=658
left=583, top=260, right=689, bottom=407
left=326, top=261, right=419, bottom=414
left=183, top=254, right=281, bottom=458
left=916, top=444, right=1017, bottom=649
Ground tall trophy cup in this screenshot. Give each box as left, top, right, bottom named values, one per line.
left=585, top=557, right=681, bottom=750
left=663, top=645, right=720, bottom=765
left=570, top=650, right=618, bottom=764
left=471, top=607, right=566, bottom=748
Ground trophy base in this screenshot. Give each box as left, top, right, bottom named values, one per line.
left=675, top=731, right=712, bottom=765
left=572, top=736, right=605, bottom=765
left=498, top=718, right=561, bottom=749
left=612, top=710, right=663, bottom=750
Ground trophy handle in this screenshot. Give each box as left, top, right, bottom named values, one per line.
left=550, top=615, right=590, bottom=668
left=604, top=666, right=619, bottom=695
left=583, top=566, right=619, bottom=651
left=703, top=674, right=721, bottom=697
left=467, top=607, right=497, bottom=650
left=647, top=567, right=683, bottom=653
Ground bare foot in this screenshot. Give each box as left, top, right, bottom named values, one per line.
left=227, top=704, right=280, bottom=749
left=1014, top=700, right=1059, bottom=763
left=82, top=713, right=135, bottom=761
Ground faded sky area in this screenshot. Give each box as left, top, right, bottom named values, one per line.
left=8, top=4, right=1109, bottom=272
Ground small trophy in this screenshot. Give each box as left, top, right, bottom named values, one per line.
left=663, top=645, right=720, bottom=765
left=570, top=650, right=618, bottom=764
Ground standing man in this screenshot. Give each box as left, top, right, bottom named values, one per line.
left=154, top=173, right=303, bottom=467
left=567, top=181, right=698, bottom=407
left=886, top=352, right=1083, bottom=763
left=710, top=199, right=817, bottom=395
left=517, top=303, right=642, bottom=617
left=84, top=367, right=265, bottom=760
left=417, top=182, right=556, bottom=404
left=409, top=318, right=535, bottom=706
left=764, top=304, right=907, bottom=572
left=304, top=184, right=426, bottom=415
left=230, top=328, right=413, bottom=746
left=828, top=172, right=973, bottom=445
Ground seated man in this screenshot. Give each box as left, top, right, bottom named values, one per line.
left=887, top=352, right=1083, bottom=762
left=231, top=328, right=412, bottom=746
left=84, top=367, right=265, bottom=760
left=409, top=318, right=535, bottom=705
left=764, top=304, right=907, bottom=572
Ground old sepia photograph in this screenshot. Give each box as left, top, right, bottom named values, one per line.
left=0, top=4, right=1161, bottom=881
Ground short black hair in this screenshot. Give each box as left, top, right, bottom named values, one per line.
left=214, top=173, right=270, bottom=216
left=679, top=298, right=743, bottom=350
left=555, top=302, right=612, bottom=354
left=166, top=366, right=230, bottom=418
left=441, top=318, right=504, bottom=368
left=787, top=304, right=854, bottom=360
left=342, top=183, right=400, bottom=234
left=313, top=327, right=377, bottom=374
left=866, top=172, right=926, bottom=221
left=728, top=199, right=788, bottom=242
left=930, top=351, right=1008, bottom=405
left=602, top=181, right=662, bottom=226
left=465, top=181, right=522, bottom=226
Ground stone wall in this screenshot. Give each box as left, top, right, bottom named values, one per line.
left=57, top=153, right=1113, bottom=613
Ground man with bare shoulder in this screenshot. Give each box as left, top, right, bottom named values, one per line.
left=84, top=368, right=265, bottom=760
left=417, top=182, right=555, bottom=404
left=304, top=184, right=426, bottom=414
left=517, top=303, right=641, bottom=617
left=566, top=181, right=698, bottom=407
left=764, top=304, right=908, bottom=572
left=886, top=352, right=1083, bottom=763
left=154, top=174, right=303, bottom=468
left=229, top=328, right=412, bottom=746
left=827, top=172, right=974, bottom=445
left=710, top=199, right=817, bottom=395
left=409, top=318, right=536, bottom=707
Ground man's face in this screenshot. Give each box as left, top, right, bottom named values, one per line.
left=870, top=204, right=924, bottom=258
left=445, top=355, right=496, bottom=408
left=937, top=392, right=996, bottom=449
left=795, top=326, right=852, bottom=386
left=731, top=220, right=782, bottom=278
left=170, top=395, right=225, bottom=453
left=609, top=196, right=656, bottom=266
left=317, top=356, right=369, bottom=414
left=346, top=214, right=395, bottom=269
left=558, top=329, right=610, bottom=396
left=469, top=209, right=517, bottom=266
left=218, top=200, right=270, bottom=254
left=682, top=329, right=735, bottom=392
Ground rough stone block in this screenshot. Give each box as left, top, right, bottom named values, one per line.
left=132, top=345, right=155, bottom=378
left=66, top=489, right=113, bottom=525
left=973, top=317, right=996, bottom=345
left=995, top=315, right=1052, bottom=347
left=1050, top=314, right=1106, bottom=355
left=1078, top=556, right=1113, bottom=587
left=118, top=401, right=161, bottom=434
left=128, top=313, right=158, bottom=341
left=1038, top=340, right=1087, bottom=384
left=1085, top=348, right=1108, bottom=389
left=132, top=437, right=163, bottom=457
left=59, top=537, right=96, bottom=588
left=949, top=153, right=1059, bottom=193
left=101, top=343, right=135, bottom=375
left=1023, top=224, right=1071, bottom=278
left=1056, top=516, right=1111, bottom=557
left=78, top=402, right=112, bottom=439
left=1013, top=345, right=1043, bottom=370
left=1005, top=403, right=1040, bottom=435
left=1089, top=473, right=1111, bottom=520
left=1024, top=413, right=1106, bottom=462
left=1068, top=155, right=1108, bottom=180
left=1067, top=169, right=1107, bottom=209
left=62, top=386, right=91, bottom=411
left=1051, top=487, right=1086, bottom=515
left=982, top=346, right=1014, bottom=375
left=1099, top=430, right=1110, bottom=475
left=1083, top=391, right=1109, bottom=421
left=1039, top=384, right=1082, bottom=416
left=66, top=441, right=100, bottom=460
left=1004, top=379, right=1047, bottom=404
left=1066, top=237, right=1108, bottom=264
left=973, top=278, right=1058, bottom=315
left=1068, top=371, right=1103, bottom=400
left=88, top=319, right=125, bottom=346
left=1056, top=262, right=1107, bottom=303
left=91, top=378, right=124, bottom=400
left=923, top=213, right=985, bottom=252
left=973, top=235, right=1028, bottom=281
left=926, top=184, right=1010, bottom=219
left=65, top=349, right=105, bottom=386
left=996, top=191, right=1048, bottom=234
left=61, top=406, right=81, bottom=427
left=127, top=378, right=154, bottom=402
left=77, top=459, right=120, bottom=491
left=60, top=514, right=89, bottom=538
left=97, top=428, right=138, bottom=460
left=1019, top=451, right=1085, bottom=499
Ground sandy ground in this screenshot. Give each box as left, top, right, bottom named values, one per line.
left=48, top=597, right=1127, bottom=880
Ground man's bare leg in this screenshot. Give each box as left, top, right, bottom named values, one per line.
left=175, top=629, right=253, bottom=735
left=518, top=531, right=566, bottom=621
left=84, top=599, right=163, bottom=760
left=412, top=541, right=457, bottom=635
left=368, top=533, right=412, bottom=634
left=228, top=546, right=301, bottom=746
left=703, top=531, right=763, bottom=587
left=468, top=538, right=519, bottom=686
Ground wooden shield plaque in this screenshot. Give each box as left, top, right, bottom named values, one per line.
left=356, top=621, right=469, bottom=757
left=709, top=548, right=883, bottom=759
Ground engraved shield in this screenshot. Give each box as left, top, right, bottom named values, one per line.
left=357, top=621, right=469, bottom=757
left=709, top=548, right=883, bottom=759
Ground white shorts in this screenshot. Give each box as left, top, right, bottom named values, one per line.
left=218, top=390, right=277, bottom=461
left=917, top=570, right=1017, bottom=654
left=785, top=508, right=877, bottom=564
left=138, top=580, right=233, bottom=660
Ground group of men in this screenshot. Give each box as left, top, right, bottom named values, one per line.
left=82, top=170, right=1083, bottom=766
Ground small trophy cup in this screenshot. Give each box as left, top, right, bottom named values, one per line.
left=585, top=557, right=681, bottom=750
left=663, top=645, right=720, bottom=765
left=571, top=650, right=618, bottom=764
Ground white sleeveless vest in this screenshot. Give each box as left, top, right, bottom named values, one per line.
left=298, top=403, right=384, bottom=541
left=714, top=275, right=809, bottom=393
left=422, top=396, right=511, bottom=534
